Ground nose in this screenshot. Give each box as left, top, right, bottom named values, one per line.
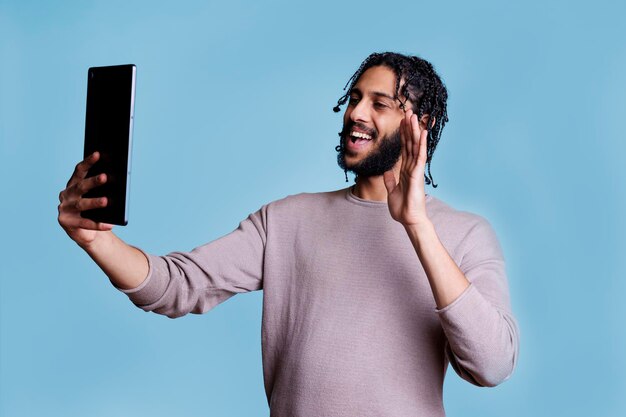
left=349, top=99, right=370, bottom=123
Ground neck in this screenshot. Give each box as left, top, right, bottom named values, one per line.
left=352, top=165, right=400, bottom=202
left=353, top=177, right=387, bottom=202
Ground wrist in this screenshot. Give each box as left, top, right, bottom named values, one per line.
left=404, top=219, right=436, bottom=244
left=404, top=217, right=434, bottom=232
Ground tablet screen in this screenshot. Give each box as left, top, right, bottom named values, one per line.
left=82, top=64, right=136, bottom=226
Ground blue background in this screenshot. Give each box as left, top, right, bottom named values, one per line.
left=1, top=0, right=625, bottom=415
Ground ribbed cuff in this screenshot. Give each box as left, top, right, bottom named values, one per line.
left=435, top=283, right=476, bottom=314
left=115, top=249, right=171, bottom=308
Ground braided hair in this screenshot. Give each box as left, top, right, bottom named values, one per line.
left=334, top=52, right=449, bottom=188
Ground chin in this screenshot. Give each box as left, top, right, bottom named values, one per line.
left=344, top=154, right=364, bottom=168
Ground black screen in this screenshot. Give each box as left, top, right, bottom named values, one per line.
left=82, top=64, right=135, bottom=226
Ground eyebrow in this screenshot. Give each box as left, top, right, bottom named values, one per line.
left=371, top=91, right=396, bottom=101
left=351, top=88, right=396, bottom=101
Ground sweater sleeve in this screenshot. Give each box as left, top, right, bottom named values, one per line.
left=436, top=218, right=519, bottom=387
left=116, top=206, right=267, bottom=318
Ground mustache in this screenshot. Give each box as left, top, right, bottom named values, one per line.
left=339, top=122, right=378, bottom=141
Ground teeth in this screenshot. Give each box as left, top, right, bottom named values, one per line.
left=351, top=131, right=372, bottom=140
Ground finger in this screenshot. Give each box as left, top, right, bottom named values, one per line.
left=86, top=220, right=114, bottom=231
left=59, top=213, right=114, bottom=231
left=400, top=117, right=408, bottom=164
left=73, top=173, right=107, bottom=197
left=404, top=114, right=414, bottom=172
left=404, top=110, right=414, bottom=162
left=417, top=127, right=428, bottom=169
left=74, top=196, right=108, bottom=212
left=410, top=114, right=422, bottom=170
left=383, top=170, right=397, bottom=195
left=67, top=151, right=100, bottom=188
left=58, top=196, right=108, bottom=214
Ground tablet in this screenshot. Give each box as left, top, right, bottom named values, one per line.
left=81, top=64, right=136, bottom=226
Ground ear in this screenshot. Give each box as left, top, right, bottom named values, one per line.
left=419, top=114, right=435, bottom=130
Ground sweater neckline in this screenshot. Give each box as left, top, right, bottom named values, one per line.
left=344, top=186, right=431, bottom=208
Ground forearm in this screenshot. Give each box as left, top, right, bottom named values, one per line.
left=81, top=231, right=149, bottom=290
left=404, top=220, right=470, bottom=309
left=115, top=212, right=266, bottom=318
left=404, top=214, right=518, bottom=386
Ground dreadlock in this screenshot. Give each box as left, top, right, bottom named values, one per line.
left=333, top=52, right=449, bottom=188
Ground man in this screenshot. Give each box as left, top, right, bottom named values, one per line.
left=58, top=52, right=519, bottom=416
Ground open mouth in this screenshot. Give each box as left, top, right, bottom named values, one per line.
left=349, top=130, right=373, bottom=144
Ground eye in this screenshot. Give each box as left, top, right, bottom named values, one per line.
left=374, top=102, right=388, bottom=109
left=348, top=96, right=360, bottom=106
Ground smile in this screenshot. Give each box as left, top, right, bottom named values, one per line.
left=350, top=130, right=373, bottom=142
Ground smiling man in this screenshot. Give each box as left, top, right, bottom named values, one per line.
left=58, top=52, right=519, bottom=416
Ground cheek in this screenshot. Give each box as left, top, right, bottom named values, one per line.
left=382, top=117, right=403, bottom=136
left=342, top=109, right=351, bottom=127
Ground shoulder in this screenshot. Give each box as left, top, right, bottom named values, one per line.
left=427, top=195, right=501, bottom=258
left=427, top=195, right=491, bottom=233
left=246, top=189, right=348, bottom=237
left=264, top=188, right=348, bottom=214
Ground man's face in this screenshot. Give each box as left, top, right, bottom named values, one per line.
left=337, top=65, right=408, bottom=177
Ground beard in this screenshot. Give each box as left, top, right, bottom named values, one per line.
left=336, top=122, right=402, bottom=178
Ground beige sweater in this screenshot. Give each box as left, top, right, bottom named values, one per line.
left=119, top=187, right=519, bottom=416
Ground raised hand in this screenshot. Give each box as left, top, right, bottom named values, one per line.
left=383, top=109, right=429, bottom=227
left=58, top=151, right=114, bottom=248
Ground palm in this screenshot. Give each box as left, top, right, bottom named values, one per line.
left=383, top=110, right=428, bottom=226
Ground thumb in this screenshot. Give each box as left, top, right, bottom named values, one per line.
left=383, top=170, right=396, bottom=195
left=96, top=222, right=115, bottom=231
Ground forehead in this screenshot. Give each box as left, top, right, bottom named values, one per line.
left=352, top=65, right=397, bottom=96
